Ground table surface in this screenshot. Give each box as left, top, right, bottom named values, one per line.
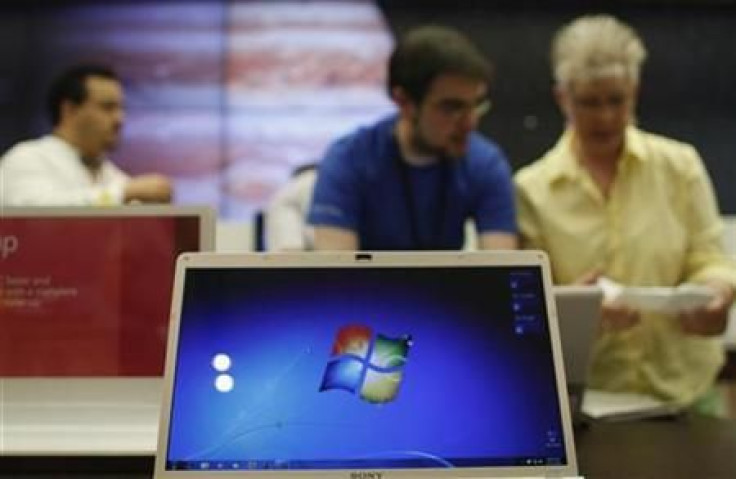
left=576, top=414, right=736, bottom=478
left=0, top=378, right=161, bottom=455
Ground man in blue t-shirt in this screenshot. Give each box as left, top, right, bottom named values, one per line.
left=308, top=26, right=517, bottom=251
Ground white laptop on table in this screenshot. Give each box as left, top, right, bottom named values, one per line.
left=0, top=206, right=214, bottom=456
left=154, top=251, right=581, bottom=478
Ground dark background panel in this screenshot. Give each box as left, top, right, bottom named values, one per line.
left=0, top=8, right=36, bottom=147
left=378, top=0, right=736, bottom=213
left=1, top=1, right=735, bottom=212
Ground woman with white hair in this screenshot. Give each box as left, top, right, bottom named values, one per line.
left=515, top=15, right=736, bottom=413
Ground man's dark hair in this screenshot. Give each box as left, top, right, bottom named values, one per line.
left=387, top=25, right=492, bottom=104
left=46, top=64, right=118, bottom=126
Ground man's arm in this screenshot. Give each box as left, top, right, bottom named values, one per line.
left=472, top=147, right=518, bottom=250
left=313, top=225, right=359, bottom=251
left=307, top=136, right=362, bottom=250
left=478, top=232, right=518, bottom=250
left=123, top=174, right=172, bottom=203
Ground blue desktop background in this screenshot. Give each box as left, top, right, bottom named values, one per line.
left=166, top=266, right=566, bottom=469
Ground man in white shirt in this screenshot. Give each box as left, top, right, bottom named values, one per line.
left=0, top=64, right=172, bottom=206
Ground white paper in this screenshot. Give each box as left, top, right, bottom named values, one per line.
left=597, top=277, right=713, bottom=313
left=582, top=389, right=680, bottom=421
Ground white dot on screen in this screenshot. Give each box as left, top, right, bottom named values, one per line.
left=212, top=353, right=231, bottom=372
left=215, top=374, right=234, bottom=393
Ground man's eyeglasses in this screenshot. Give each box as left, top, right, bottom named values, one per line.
left=434, top=98, right=492, bottom=120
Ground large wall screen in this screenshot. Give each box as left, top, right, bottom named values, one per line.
left=0, top=1, right=394, bottom=219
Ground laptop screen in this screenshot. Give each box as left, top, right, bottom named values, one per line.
left=162, top=258, right=571, bottom=474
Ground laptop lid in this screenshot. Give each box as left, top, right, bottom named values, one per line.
left=155, top=251, right=578, bottom=478
left=0, top=205, right=215, bottom=376
left=553, top=286, right=603, bottom=422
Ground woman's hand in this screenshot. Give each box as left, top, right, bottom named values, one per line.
left=600, top=300, right=640, bottom=332
left=679, top=280, right=735, bottom=336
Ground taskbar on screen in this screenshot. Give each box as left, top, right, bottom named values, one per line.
left=167, top=455, right=566, bottom=471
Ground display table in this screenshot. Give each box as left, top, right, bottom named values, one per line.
left=0, top=378, right=160, bottom=456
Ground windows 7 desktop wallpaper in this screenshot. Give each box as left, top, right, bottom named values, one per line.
left=166, top=266, right=567, bottom=470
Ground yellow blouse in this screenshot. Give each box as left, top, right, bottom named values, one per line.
left=515, top=126, right=736, bottom=406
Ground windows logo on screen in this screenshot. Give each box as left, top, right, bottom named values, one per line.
left=319, top=324, right=412, bottom=404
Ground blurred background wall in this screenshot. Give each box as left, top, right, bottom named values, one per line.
left=1, top=0, right=735, bottom=219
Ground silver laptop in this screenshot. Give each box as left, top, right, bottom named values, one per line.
left=155, top=251, right=580, bottom=478
left=553, top=286, right=603, bottom=422
left=0, top=205, right=215, bottom=376
left=0, top=206, right=215, bottom=455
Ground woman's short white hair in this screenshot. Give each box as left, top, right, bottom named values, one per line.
left=552, top=14, right=647, bottom=87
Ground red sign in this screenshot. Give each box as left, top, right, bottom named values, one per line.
left=0, top=217, right=200, bottom=376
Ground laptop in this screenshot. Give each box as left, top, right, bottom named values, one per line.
left=553, top=286, right=603, bottom=423
left=0, top=205, right=214, bottom=456
left=0, top=205, right=215, bottom=376
left=155, top=251, right=580, bottom=478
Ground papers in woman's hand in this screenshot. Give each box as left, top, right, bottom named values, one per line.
left=597, top=277, right=714, bottom=313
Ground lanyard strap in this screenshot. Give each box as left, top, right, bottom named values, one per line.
left=394, top=153, right=450, bottom=250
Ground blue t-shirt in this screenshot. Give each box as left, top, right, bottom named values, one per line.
left=308, top=115, right=516, bottom=250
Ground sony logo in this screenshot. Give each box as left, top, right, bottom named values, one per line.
left=350, top=472, right=383, bottom=479
left=0, top=235, right=19, bottom=259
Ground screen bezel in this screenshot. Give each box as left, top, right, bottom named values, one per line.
left=155, top=251, right=578, bottom=478
left=0, top=205, right=216, bottom=252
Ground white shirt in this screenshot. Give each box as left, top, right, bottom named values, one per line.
left=0, top=135, right=129, bottom=206
left=265, top=169, right=317, bottom=251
